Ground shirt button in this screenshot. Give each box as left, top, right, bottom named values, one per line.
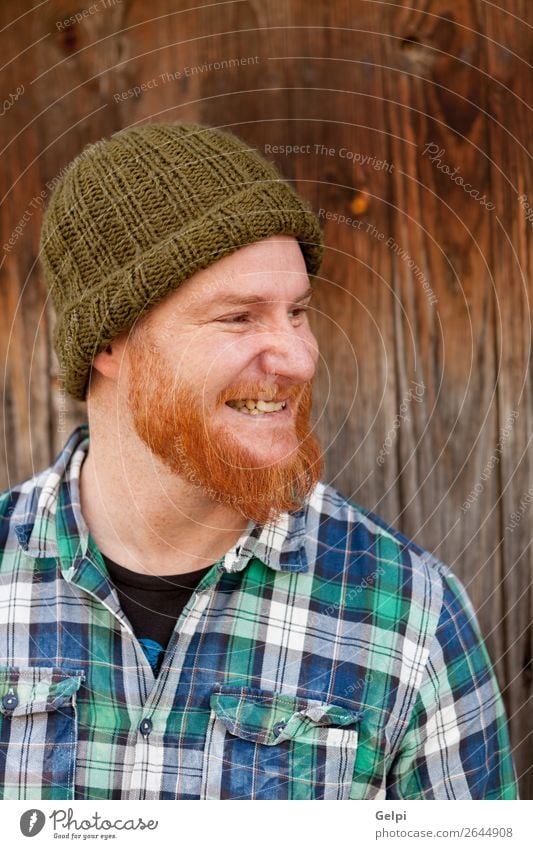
left=273, top=719, right=287, bottom=738
left=139, top=717, right=153, bottom=737
left=2, top=692, right=18, bottom=711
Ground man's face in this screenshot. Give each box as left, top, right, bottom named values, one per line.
left=124, top=235, right=324, bottom=524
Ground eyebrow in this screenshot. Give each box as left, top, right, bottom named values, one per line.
left=204, top=285, right=314, bottom=309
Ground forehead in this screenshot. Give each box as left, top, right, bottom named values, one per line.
left=150, top=235, right=310, bottom=320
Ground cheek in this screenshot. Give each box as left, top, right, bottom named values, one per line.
left=176, top=336, right=254, bottom=395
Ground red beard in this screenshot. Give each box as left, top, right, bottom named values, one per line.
left=127, top=335, right=324, bottom=525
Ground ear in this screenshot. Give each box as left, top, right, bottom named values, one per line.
left=91, top=342, right=119, bottom=380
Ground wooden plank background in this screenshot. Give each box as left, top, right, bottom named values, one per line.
left=1, top=0, right=531, bottom=798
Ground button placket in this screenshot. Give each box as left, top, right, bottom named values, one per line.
left=125, top=588, right=216, bottom=798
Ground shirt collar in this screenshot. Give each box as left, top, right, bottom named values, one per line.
left=14, top=424, right=309, bottom=576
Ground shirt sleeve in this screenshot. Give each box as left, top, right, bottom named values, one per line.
left=385, top=570, right=519, bottom=799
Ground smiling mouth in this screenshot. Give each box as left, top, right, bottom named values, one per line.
left=225, top=398, right=288, bottom=416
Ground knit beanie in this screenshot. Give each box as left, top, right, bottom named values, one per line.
left=39, top=121, right=324, bottom=402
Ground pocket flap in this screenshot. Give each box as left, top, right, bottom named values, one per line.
left=210, top=684, right=362, bottom=746
left=0, top=666, right=84, bottom=718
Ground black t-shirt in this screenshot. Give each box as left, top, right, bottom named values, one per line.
left=102, top=554, right=213, bottom=676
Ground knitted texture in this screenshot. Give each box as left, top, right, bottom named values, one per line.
left=39, top=121, right=324, bottom=401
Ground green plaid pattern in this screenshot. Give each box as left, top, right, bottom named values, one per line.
left=0, top=424, right=518, bottom=799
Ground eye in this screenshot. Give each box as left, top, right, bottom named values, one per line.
left=217, top=314, right=250, bottom=323
left=290, top=306, right=310, bottom=318
left=216, top=306, right=311, bottom=325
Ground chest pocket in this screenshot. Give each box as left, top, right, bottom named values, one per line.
left=0, top=666, right=84, bottom=800
left=201, top=684, right=362, bottom=800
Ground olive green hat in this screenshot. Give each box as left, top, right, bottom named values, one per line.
left=39, top=121, right=324, bottom=401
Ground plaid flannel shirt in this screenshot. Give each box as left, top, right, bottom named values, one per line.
left=0, top=424, right=517, bottom=800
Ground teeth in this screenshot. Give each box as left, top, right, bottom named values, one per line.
left=226, top=398, right=287, bottom=415
left=257, top=400, right=283, bottom=412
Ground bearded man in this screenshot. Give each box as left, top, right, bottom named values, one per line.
left=0, top=122, right=517, bottom=801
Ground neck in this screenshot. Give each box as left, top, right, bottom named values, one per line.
left=79, top=406, right=251, bottom=577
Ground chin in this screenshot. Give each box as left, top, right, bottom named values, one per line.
left=239, top=442, right=299, bottom=469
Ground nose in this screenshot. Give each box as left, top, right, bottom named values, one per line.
left=256, top=326, right=318, bottom=384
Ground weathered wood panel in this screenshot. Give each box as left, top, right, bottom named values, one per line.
left=483, top=0, right=533, bottom=801
left=0, top=0, right=531, bottom=797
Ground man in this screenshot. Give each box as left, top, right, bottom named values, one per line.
left=0, top=122, right=517, bottom=800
